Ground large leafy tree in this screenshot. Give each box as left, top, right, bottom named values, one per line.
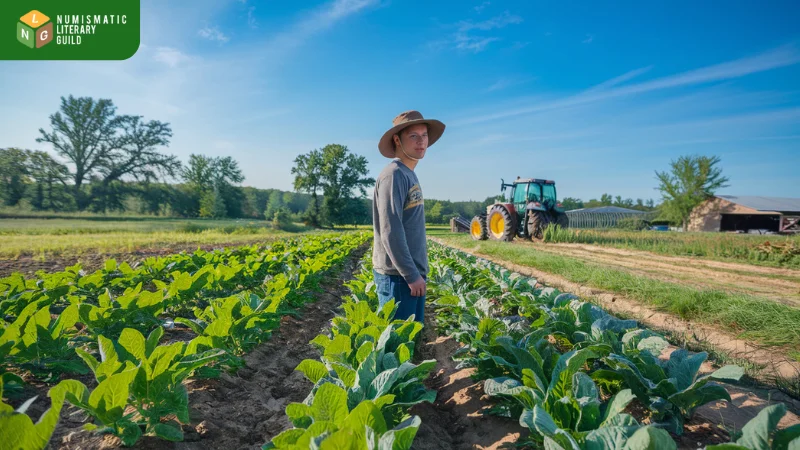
left=28, top=151, right=70, bottom=210
left=97, top=115, right=179, bottom=186
left=264, top=190, right=285, bottom=220
left=560, top=197, right=584, bottom=211
left=37, top=95, right=179, bottom=210
left=319, top=144, right=374, bottom=227
left=291, top=150, right=325, bottom=226
left=292, top=144, right=374, bottom=228
left=0, top=148, right=30, bottom=206
left=655, top=155, right=729, bottom=230
left=181, top=154, right=244, bottom=218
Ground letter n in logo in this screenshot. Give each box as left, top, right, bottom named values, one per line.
left=18, top=10, right=53, bottom=48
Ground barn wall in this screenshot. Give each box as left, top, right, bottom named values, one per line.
left=687, top=197, right=767, bottom=232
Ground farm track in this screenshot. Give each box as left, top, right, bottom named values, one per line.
left=0, top=239, right=272, bottom=278
left=48, top=243, right=369, bottom=450
left=522, top=242, right=800, bottom=307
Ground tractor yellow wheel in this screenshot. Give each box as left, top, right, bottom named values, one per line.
left=487, top=205, right=516, bottom=241
left=490, top=214, right=505, bottom=237
left=470, top=215, right=488, bottom=240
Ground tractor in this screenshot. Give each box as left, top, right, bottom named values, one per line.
left=470, top=178, right=569, bottom=242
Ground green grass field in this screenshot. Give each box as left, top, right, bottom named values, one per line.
left=541, top=226, right=800, bottom=268
left=439, top=234, right=800, bottom=352
left=0, top=217, right=280, bottom=235
left=0, top=217, right=314, bottom=258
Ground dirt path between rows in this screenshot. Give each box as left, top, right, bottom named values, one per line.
left=412, top=305, right=528, bottom=450
left=49, top=244, right=368, bottom=450
left=529, top=242, right=800, bottom=306
left=431, top=238, right=800, bottom=389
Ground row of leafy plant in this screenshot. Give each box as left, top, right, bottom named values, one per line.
left=426, top=241, right=799, bottom=450
left=265, top=249, right=436, bottom=449
left=0, top=234, right=354, bottom=384
left=0, top=232, right=369, bottom=449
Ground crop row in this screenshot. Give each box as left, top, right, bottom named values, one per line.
left=264, top=249, right=435, bottom=449
left=0, top=232, right=369, bottom=449
left=426, top=241, right=799, bottom=449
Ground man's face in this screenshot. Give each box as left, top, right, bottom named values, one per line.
left=395, top=124, right=429, bottom=160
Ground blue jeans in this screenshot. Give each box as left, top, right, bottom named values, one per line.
left=373, top=270, right=425, bottom=324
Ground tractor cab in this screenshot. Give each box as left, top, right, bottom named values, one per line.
left=471, top=177, right=569, bottom=242
left=506, top=178, right=559, bottom=214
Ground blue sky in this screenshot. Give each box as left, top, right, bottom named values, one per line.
left=1, top=0, right=799, bottom=202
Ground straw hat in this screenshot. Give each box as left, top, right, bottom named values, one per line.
left=378, top=110, right=445, bottom=158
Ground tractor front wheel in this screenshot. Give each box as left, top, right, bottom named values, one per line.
left=527, top=211, right=551, bottom=241
left=487, top=205, right=516, bottom=241
left=470, top=215, right=488, bottom=241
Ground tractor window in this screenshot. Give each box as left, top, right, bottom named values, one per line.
left=513, top=184, right=527, bottom=204
left=527, top=184, right=541, bottom=203
left=542, top=184, right=556, bottom=202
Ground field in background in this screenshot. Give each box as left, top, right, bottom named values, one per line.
left=0, top=217, right=313, bottom=258
left=0, top=217, right=281, bottom=235
left=542, top=226, right=800, bottom=268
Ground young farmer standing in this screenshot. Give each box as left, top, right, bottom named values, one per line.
left=372, top=110, right=446, bottom=324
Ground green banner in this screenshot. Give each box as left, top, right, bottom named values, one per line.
left=0, top=0, right=139, bottom=60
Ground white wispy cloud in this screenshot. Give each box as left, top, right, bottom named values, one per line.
left=455, top=36, right=499, bottom=52
left=264, top=0, right=379, bottom=55
left=445, top=11, right=523, bottom=53
left=458, top=11, right=522, bottom=31
left=198, top=25, right=230, bottom=43
left=583, top=66, right=653, bottom=93
left=582, top=34, right=594, bottom=44
left=152, top=47, right=191, bottom=68
left=456, top=45, right=800, bottom=125
left=474, top=2, right=491, bottom=13
left=247, top=6, right=258, bottom=28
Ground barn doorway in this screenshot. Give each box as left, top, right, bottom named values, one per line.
left=720, top=214, right=780, bottom=232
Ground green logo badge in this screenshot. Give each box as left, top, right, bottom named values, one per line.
left=2, top=0, right=140, bottom=60
left=17, top=10, right=53, bottom=48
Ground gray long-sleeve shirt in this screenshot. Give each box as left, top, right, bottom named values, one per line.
left=372, top=160, right=427, bottom=284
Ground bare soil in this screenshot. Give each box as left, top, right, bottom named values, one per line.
left=412, top=305, right=528, bottom=450
left=531, top=242, right=800, bottom=306
left=44, top=244, right=368, bottom=450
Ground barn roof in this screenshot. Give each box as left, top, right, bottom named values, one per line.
left=716, top=195, right=800, bottom=213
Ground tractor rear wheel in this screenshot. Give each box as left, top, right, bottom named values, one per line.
left=470, top=215, right=488, bottom=241
left=527, top=211, right=551, bottom=241
left=487, top=205, right=516, bottom=241
left=556, top=213, right=569, bottom=229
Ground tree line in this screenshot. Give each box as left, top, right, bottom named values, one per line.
left=2, top=95, right=730, bottom=231
left=559, top=195, right=657, bottom=212
left=0, top=96, right=375, bottom=227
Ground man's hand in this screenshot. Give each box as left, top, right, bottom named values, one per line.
left=408, top=277, right=426, bottom=297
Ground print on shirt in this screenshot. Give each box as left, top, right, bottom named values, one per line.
left=404, top=184, right=423, bottom=210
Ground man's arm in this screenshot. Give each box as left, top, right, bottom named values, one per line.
left=376, top=171, right=421, bottom=284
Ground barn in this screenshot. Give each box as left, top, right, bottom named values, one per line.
left=687, top=195, right=800, bottom=233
